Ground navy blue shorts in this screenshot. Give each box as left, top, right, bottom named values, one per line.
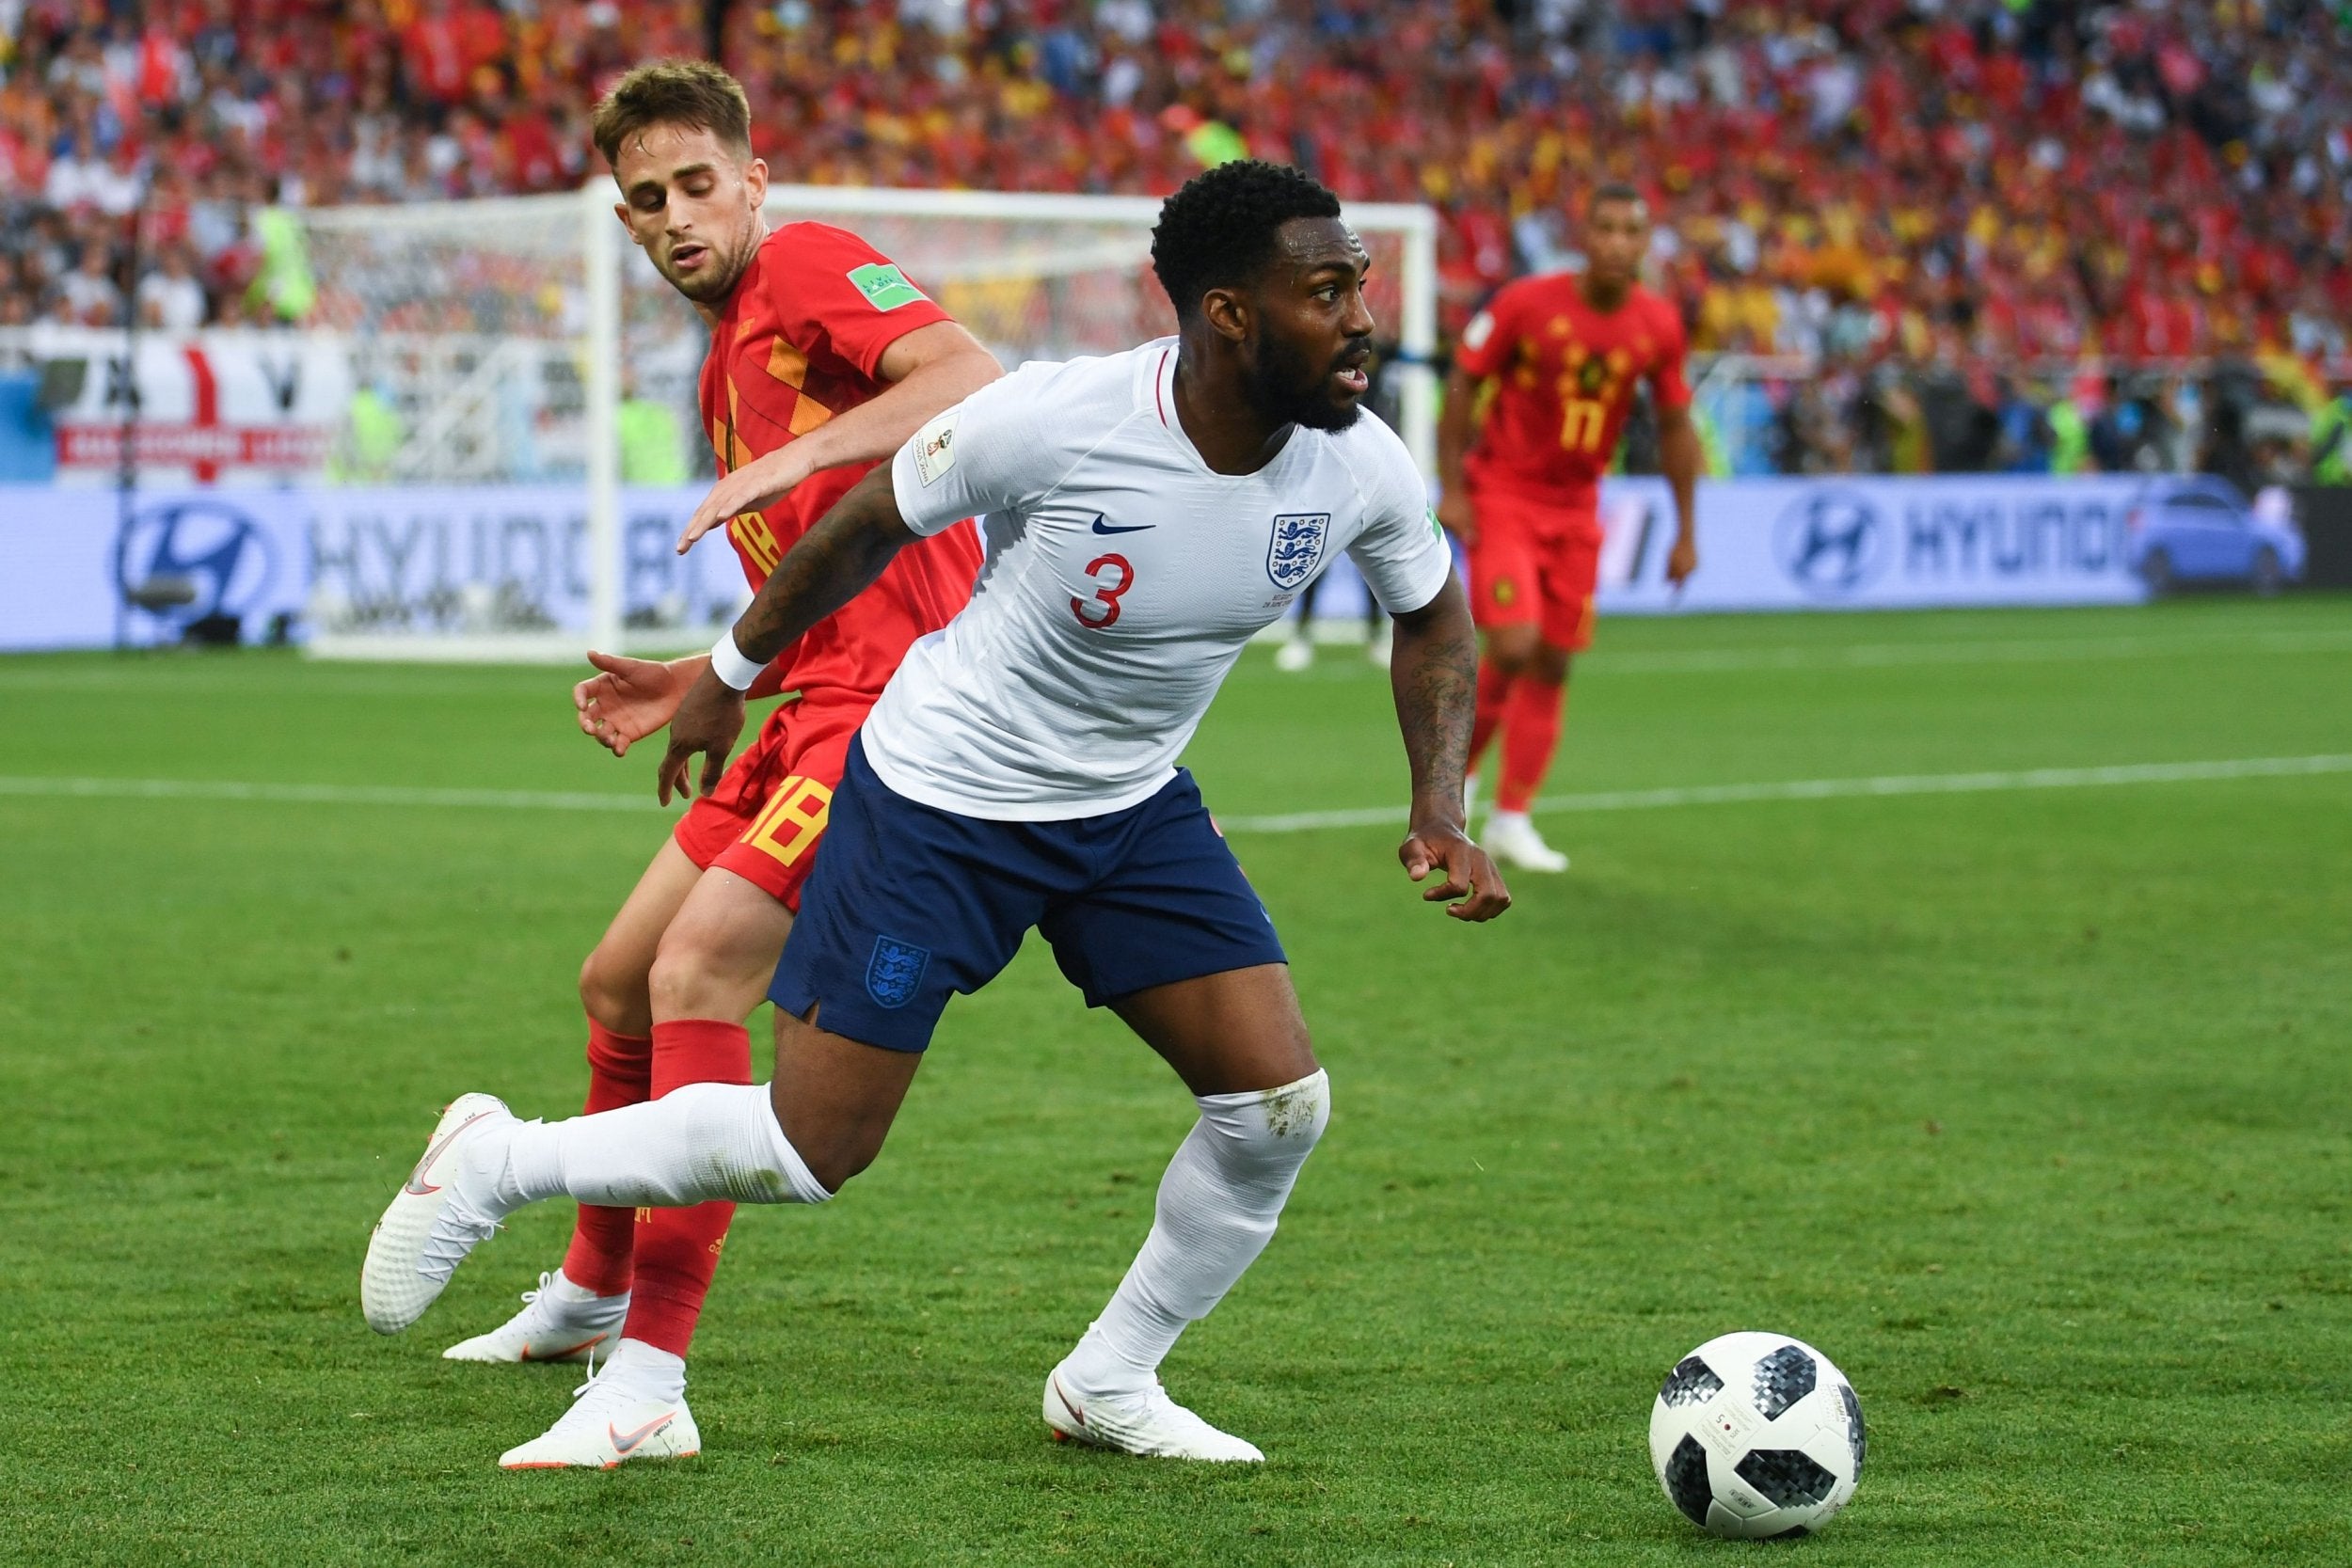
left=769, top=736, right=1288, bottom=1052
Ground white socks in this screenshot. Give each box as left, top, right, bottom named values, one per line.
left=454, top=1069, right=1328, bottom=1404
left=596, top=1337, right=687, bottom=1404
left=489, top=1083, right=833, bottom=1213
left=1063, top=1069, right=1331, bottom=1399
left=1488, top=807, right=1531, bottom=833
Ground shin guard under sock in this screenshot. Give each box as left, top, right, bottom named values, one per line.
left=1065, top=1070, right=1332, bottom=1397
left=1469, top=657, right=1518, bottom=780
left=623, top=1020, right=754, bottom=1357
left=1495, top=674, right=1566, bottom=815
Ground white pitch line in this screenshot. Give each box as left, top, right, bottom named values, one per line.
left=1215, top=754, right=2352, bottom=834
left=1593, top=626, right=2352, bottom=675
left=1257, top=626, right=2352, bottom=680
left=2, top=753, right=2347, bottom=832
left=0, top=775, right=664, bottom=813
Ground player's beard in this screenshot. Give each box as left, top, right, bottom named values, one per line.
left=1247, top=327, right=1366, bottom=434
left=663, top=229, right=756, bottom=305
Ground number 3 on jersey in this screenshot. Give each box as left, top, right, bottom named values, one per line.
left=1072, top=553, right=1135, bottom=628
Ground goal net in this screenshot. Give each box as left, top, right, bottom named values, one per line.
left=296, top=183, right=1438, bottom=661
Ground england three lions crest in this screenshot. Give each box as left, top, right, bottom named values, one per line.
left=1266, top=513, right=1331, bottom=591
left=866, top=935, right=931, bottom=1009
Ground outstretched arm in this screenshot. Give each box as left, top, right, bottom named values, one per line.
left=677, top=321, right=1000, bottom=551
left=1389, top=573, right=1511, bottom=922
left=1657, top=403, right=1702, bottom=588
left=656, top=466, right=917, bottom=803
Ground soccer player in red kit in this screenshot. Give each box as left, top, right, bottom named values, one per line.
left=1436, top=183, right=1702, bottom=873
left=426, top=61, right=997, bottom=1468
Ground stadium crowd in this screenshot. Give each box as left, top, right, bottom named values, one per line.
left=2, top=0, right=2348, bottom=478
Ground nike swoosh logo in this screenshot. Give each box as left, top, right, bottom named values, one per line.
left=1053, top=1375, right=1086, bottom=1428
left=520, top=1334, right=608, bottom=1363
left=610, top=1413, right=675, bottom=1454
left=402, top=1109, right=496, bottom=1196
left=1089, top=515, right=1152, bottom=535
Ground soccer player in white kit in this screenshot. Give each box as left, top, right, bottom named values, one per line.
left=362, top=162, right=1510, bottom=1465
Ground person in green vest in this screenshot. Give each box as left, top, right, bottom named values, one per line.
left=2311, top=381, right=2352, bottom=485
left=246, top=182, right=317, bottom=325
left=618, top=374, right=690, bottom=484
left=329, top=381, right=404, bottom=484
left=2048, top=393, right=2092, bottom=475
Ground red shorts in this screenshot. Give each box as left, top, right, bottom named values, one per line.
left=1465, top=483, right=1602, bottom=652
left=671, top=693, right=869, bottom=911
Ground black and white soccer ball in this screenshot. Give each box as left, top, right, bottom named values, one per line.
left=1647, top=1331, right=1864, bottom=1539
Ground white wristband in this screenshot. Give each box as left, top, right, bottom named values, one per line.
left=707, top=630, right=764, bottom=691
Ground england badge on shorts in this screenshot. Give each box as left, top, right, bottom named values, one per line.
left=866, top=935, right=931, bottom=1009
left=1267, top=513, right=1330, bottom=591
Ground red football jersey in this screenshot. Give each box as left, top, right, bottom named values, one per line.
left=698, top=222, right=982, bottom=701
left=1454, top=275, right=1691, bottom=504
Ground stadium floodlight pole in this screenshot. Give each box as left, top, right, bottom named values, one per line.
left=581, top=180, right=624, bottom=657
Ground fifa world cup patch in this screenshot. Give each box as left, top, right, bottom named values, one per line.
left=866, top=935, right=932, bottom=1009
left=848, top=261, right=928, bottom=311
left=913, top=411, right=958, bottom=485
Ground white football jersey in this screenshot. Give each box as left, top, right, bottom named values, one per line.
left=864, top=338, right=1452, bottom=820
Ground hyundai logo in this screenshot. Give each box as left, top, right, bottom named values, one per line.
left=114, top=499, right=274, bottom=625
left=1773, top=489, right=1886, bottom=597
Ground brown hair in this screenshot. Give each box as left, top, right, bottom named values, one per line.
left=591, top=59, right=754, bottom=172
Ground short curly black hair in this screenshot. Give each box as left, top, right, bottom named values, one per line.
left=1151, top=160, right=1344, bottom=322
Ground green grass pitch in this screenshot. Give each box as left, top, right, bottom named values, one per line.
left=2, top=597, right=2347, bottom=1565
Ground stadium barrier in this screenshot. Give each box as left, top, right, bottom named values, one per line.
left=1593, top=474, right=2153, bottom=613
left=0, top=485, right=739, bottom=656
left=18, top=472, right=2301, bottom=655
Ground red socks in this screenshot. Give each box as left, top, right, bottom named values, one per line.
left=1470, top=658, right=1515, bottom=779
left=1495, top=674, right=1567, bottom=814
left=558, top=1022, right=651, bottom=1297
left=621, top=1019, right=755, bottom=1357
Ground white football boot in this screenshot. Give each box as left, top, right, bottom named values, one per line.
left=1484, top=810, right=1569, bottom=873
left=1042, top=1361, right=1264, bottom=1463
left=1273, top=634, right=1314, bottom=673
left=499, top=1346, right=700, bottom=1470
left=443, top=1270, right=628, bottom=1365
left=362, top=1092, right=515, bottom=1335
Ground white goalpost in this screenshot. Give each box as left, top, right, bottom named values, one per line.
left=296, top=182, right=1438, bottom=662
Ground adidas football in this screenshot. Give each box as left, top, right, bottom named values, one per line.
left=1647, top=1331, right=1864, bottom=1539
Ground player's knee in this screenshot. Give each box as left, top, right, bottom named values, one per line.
left=651, top=892, right=787, bottom=1022
left=1485, top=627, right=1539, bottom=674
left=1203, top=1067, right=1331, bottom=1170
left=768, top=1079, right=891, bottom=1195
left=1532, top=644, right=1572, bottom=686
left=578, top=943, right=652, bottom=1035
left=800, top=1139, right=880, bottom=1195
left=648, top=927, right=754, bottom=1022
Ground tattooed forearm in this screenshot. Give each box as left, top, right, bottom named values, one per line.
left=1389, top=575, right=1480, bottom=825
left=734, top=467, right=918, bottom=664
